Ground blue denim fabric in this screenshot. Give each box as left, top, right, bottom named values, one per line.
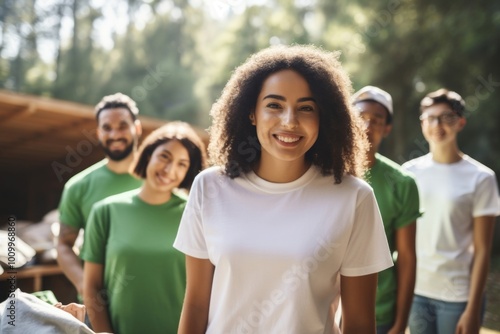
left=376, top=322, right=394, bottom=334
left=408, top=294, right=485, bottom=334
left=84, top=312, right=93, bottom=330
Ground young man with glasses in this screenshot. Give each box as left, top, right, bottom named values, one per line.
left=403, top=88, right=500, bottom=334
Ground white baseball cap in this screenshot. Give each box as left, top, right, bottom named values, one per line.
left=352, top=86, right=393, bottom=115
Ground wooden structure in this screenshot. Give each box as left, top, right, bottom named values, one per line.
left=0, top=89, right=207, bottom=222
left=0, top=264, right=77, bottom=304
left=0, top=90, right=208, bottom=303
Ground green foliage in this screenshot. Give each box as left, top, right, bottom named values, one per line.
left=1, top=0, right=499, bottom=176
left=345, top=0, right=500, bottom=177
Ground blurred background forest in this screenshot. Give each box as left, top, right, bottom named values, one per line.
left=1, top=0, right=499, bottom=174
left=2, top=1, right=500, bottom=328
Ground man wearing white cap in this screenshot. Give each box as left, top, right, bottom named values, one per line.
left=353, top=86, right=422, bottom=334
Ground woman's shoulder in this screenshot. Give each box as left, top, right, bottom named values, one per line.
left=93, top=189, right=139, bottom=210
left=315, top=172, right=373, bottom=196
left=339, top=174, right=373, bottom=192
left=193, top=166, right=226, bottom=183
left=197, top=165, right=223, bottom=176
left=190, top=165, right=233, bottom=190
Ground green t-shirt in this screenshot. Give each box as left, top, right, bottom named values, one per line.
left=58, top=159, right=142, bottom=230
left=365, top=153, right=421, bottom=326
left=81, top=189, right=187, bottom=334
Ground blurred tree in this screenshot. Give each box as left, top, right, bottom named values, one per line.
left=0, top=0, right=14, bottom=87
left=52, top=0, right=101, bottom=102
left=1, top=0, right=498, bottom=178
left=1, top=0, right=40, bottom=91
left=98, top=0, right=201, bottom=124
left=49, top=0, right=69, bottom=96
left=343, top=0, right=500, bottom=178
left=200, top=0, right=311, bottom=111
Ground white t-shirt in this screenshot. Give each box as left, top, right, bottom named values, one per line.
left=174, top=166, right=393, bottom=334
left=403, top=154, right=500, bottom=302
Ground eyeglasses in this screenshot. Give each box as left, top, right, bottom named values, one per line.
left=419, top=112, right=460, bottom=125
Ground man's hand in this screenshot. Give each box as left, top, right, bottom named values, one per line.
left=54, top=302, right=86, bottom=323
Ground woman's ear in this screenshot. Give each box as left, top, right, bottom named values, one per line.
left=249, top=112, right=256, bottom=125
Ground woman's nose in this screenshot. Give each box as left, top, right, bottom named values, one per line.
left=163, top=162, right=174, bottom=175
left=282, top=107, right=298, bottom=129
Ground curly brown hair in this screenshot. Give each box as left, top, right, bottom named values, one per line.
left=131, top=121, right=207, bottom=190
left=208, top=44, right=368, bottom=183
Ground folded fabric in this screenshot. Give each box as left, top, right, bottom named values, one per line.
left=0, top=231, right=36, bottom=269
left=0, top=289, right=95, bottom=334
left=31, top=290, right=59, bottom=305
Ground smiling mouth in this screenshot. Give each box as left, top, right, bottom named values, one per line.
left=275, top=135, right=301, bottom=143
left=156, top=173, right=174, bottom=185
left=107, top=139, right=127, bottom=148
left=110, top=143, right=125, bottom=149
left=432, top=130, right=446, bottom=137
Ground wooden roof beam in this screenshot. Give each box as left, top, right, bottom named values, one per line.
left=0, top=103, right=36, bottom=124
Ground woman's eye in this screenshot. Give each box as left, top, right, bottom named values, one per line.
left=299, top=105, right=314, bottom=112
left=267, top=102, right=281, bottom=109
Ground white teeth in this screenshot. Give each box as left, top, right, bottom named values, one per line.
left=277, top=135, right=300, bottom=143
left=157, top=174, right=172, bottom=185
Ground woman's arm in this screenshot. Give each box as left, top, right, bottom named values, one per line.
left=341, top=273, right=378, bottom=334
left=456, top=215, right=495, bottom=334
left=390, top=221, right=417, bottom=334
left=178, top=255, right=215, bottom=334
left=83, top=261, right=114, bottom=333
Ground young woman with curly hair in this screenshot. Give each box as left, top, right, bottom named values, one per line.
left=174, top=45, right=393, bottom=334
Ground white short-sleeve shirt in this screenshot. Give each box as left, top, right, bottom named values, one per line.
left=174, top=166, right=393, bottom=333
left=403, top=154, right=500, bottom=302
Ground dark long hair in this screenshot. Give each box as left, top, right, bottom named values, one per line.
left=131, top=121, right=207, bottom=190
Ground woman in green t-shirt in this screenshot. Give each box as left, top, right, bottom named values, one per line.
left=82, top=121, right=206, bottom=334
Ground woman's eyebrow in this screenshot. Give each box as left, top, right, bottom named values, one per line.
left=298, top=97, right=316, bottom=102
left=262, top=94, right=316, bottom=102
left=263, top=94, right=285, bottom=101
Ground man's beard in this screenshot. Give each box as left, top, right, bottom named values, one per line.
left=100, top=139, right=135, bottom=161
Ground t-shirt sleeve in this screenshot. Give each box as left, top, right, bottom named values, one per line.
left=173, top=176, right=209, bottom=259
left=340, top=188, right=394, bottom=277
left=473, top=172, right=500, bottom=217
left=80, top=202, right=109, bottom=264
left=394, top=174, right=422, bottom=228
left=58, top=183, right=84, bottom=230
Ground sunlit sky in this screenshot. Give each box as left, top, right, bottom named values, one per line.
left=29, top=0, right=267, bottom=63
left=0, top=0, right=319, bottom=63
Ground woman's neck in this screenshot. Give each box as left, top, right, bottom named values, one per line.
left=138, top=185, right=172, bottom=205
left=253, top=158, right=310, bottom=183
